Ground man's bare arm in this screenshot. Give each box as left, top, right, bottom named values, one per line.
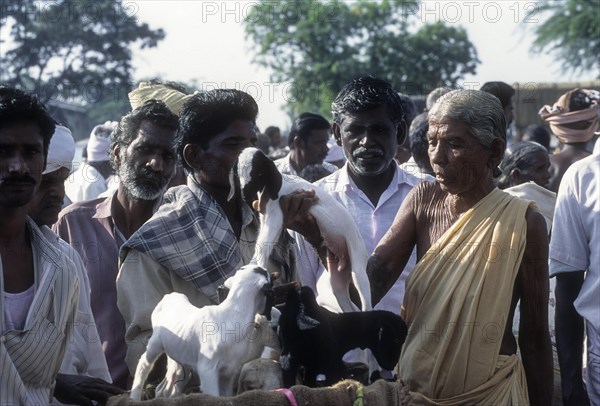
left=518, top=209, right=553, bottom=406
left=555, top=271, right=589, bottom=405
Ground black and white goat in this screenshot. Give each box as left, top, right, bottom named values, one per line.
left=279, top=286, right=407, bottom=388
left=234, top=147, right=371, bottom=312
left=130, top=265, right=274, bottom=400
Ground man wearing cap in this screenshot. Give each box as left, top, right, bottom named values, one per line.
left=65, top=121, right=118, bottom=203
left=54, top=101, right=179, bottom=389
left=540, top=88, right=599, bottom=192
left=27, top=125, right=123, bottom=404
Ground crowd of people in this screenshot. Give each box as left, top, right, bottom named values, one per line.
left=0, top=76, right=598, bottom=406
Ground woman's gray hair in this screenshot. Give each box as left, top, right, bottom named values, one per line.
left=429, top=89, right=507, bottom=150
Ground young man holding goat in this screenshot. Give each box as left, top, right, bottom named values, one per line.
left=116, top=89, right=303, bottom=388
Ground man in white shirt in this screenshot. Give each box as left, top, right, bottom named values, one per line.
left=65, top=121, right=118, bottom=203
left=296, top=77, right=429, bottom=313
left=292, top=78, right=431, bottom=377
left=550, top=153, right=600, bottom=405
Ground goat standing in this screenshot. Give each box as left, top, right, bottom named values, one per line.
left=279, top=286, right=407, bottom=387
left=130, top=265, right=273, bottom=399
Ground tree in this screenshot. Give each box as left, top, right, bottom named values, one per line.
left=244, top=0, right=479, bottom=116
left=0, top=0, right=164, bottom=105
left=530, top=0, right=600, bottom=75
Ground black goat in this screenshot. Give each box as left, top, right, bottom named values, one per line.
left=279, top=286, right=407, bottom=388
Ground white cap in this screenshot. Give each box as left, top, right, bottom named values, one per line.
left=43, top=125, right=76, bottom=175
left=87, top=121, right=117, bottom=162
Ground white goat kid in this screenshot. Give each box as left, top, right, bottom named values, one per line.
left=154, top=307, right=281, bottom=398
left=129, top=265, right=274, bottom=400
left=235, top=147, right=372, bottom=312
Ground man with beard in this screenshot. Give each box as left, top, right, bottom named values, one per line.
left=291, top=77, right=427, bottom=378
left=54, top=100, right=179, bottom=389
left=0, top=86, right=78, bottom=405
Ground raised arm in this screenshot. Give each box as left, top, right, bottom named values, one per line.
left=368, top=188, right=418, bottom=306
left=518, top=208, right=553, bottom=406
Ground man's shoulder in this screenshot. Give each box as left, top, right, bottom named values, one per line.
left=397, top=164, right=434, bottom=187
left=58, top=196, right=107, bottom=219
left=274, top=155, right=293, bottom=174
left=315, top=168, right=343, bottom=192
left=160, top=184, right=217, bottom=217
left=564, top=153, right=599, bottom=181
left=130, top=185, right=214, bottom=240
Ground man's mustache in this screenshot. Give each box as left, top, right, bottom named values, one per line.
left=353, top=147, right=384, bottom=157
left=0, top=175, right=37, bottom=186
left=136, top=168, right=170, bottom=185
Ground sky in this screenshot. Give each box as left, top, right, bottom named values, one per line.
left=130, top=0, right=599, bottom=130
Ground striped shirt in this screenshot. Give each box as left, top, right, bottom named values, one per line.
left=0, top=219, right=79, bottom=406
left=38, top=226, right=111, bottom=383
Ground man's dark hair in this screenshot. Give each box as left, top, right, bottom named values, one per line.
left=177, top=89, right=258, bottom=169
left=398, top=93, right=417, bottom=140
left=331, top=77, right=405, bottom=139
left=264, top=126, right=280, bottom=139
left=522, top=124, right=551, bottom=152
left=110, top=99, right=179, bottom=169
left=408, top=112, right=434, bottom=176
left=480, top=81, right=515, bottom=108
left=0, top=85, right=55, bottom=159
left=288, top=112, right=330, bottom=149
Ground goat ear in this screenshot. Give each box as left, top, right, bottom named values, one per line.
left=257, top=151, right=282, bottom=200
left=227, top=167, right=237, bottom=202
left=297, top=307, right=320, bottom=330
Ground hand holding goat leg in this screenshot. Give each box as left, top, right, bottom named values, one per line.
left=237, top=147, right=372, bottom=312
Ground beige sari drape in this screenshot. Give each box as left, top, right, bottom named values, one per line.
left=399, top=188, right=532, bottom=405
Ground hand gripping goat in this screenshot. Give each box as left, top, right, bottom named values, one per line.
left=129, top=265, right=274, bottom=399
left=235, top=147, right=371, bottom=312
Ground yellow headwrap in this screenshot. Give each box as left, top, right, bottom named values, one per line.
left=539, top=88, right=600, bottom=144
left=128, top=82, right=193, bottom=116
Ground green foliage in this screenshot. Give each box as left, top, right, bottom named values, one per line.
left=531, top=0, right=600, bottom=74
left=0, top=0, right=164, bottom=104
left=244, top=0, right=479, bottom=116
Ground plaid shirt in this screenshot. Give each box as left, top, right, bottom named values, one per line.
left=121, top=176, right=295, bottom=303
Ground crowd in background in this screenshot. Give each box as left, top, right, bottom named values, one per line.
left=0, top=77, right=598, bottom=405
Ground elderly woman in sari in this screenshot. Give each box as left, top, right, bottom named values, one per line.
left=368, top=89, right=553, bottom=405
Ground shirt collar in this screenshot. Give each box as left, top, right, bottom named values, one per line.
left=333, top=162, right=402, bottom=193
left=92, top=190, right=116, bottom=220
